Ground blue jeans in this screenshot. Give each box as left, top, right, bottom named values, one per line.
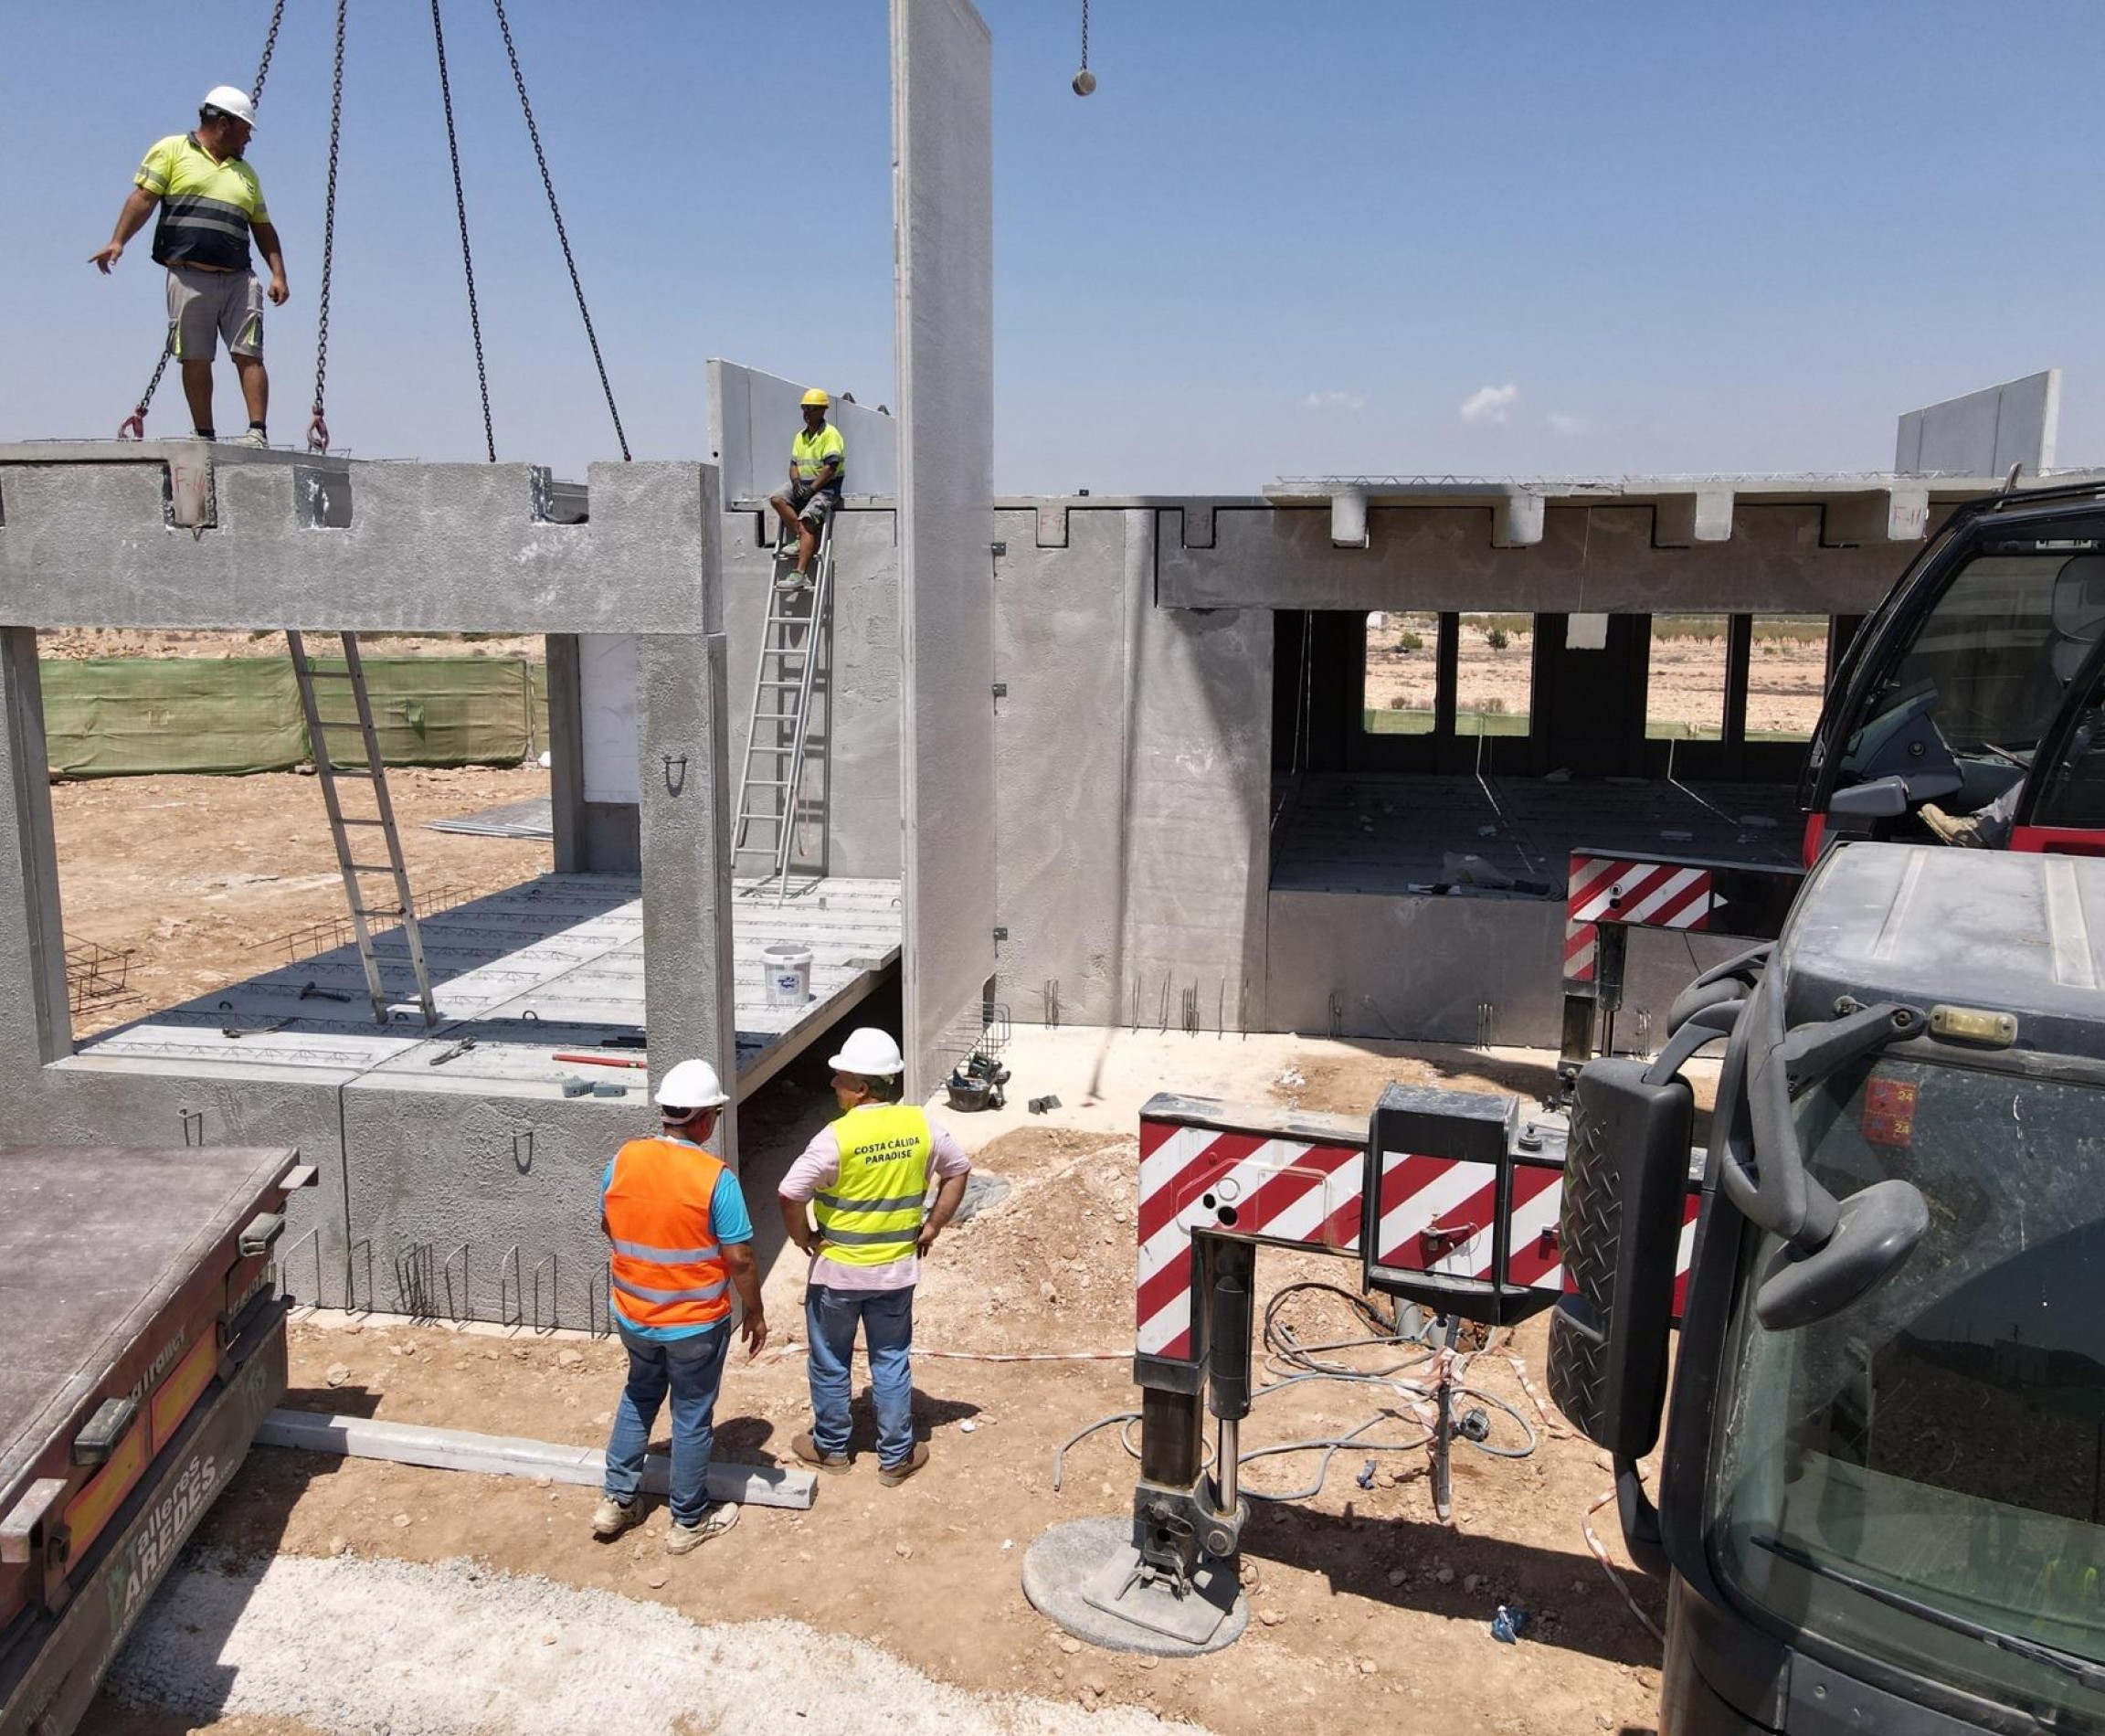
left=603, top=1318, right=731, bottom=1527
left=805, top=1285, right=915, bottom=1468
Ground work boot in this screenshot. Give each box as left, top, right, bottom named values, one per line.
left=591, top=1494, right=640, bottom=1540
left=877, top=1443, right=930, bottom=1488
left=1920, top=803, right=1986, bottom=848
left=791, top=1432, right=852, bottom=1475
left=665, top=1502, right=739, bottom=1554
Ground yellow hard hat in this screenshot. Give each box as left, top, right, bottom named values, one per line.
left=800, top=388, right=830, bottom=408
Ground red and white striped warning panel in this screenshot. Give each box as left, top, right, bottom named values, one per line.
left=1563, top=853, right=1715, bottom=985
left=1370, top=1153, right=1499, bottom=1280
left=1136, top=1117, right=1365, bottom=1362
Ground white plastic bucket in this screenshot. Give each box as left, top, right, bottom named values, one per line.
left=763, top=942, right=811, bottom=1008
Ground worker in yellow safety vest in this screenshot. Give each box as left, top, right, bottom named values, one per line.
left=777, top=1027, right=971, bottom=1485
left=594, top=1057, right=767, bottom=1553
left=767, top=388, right=845, bottom=593
left=90, top=85, right=291, bottom=445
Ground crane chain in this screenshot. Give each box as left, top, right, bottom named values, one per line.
left=430, top=0, right=497, bottom=463
left=121, top=0, right=290, bottom=439
left=490, top=0, right=631, bottom=461
left=308, top=0, right=348, bottom=452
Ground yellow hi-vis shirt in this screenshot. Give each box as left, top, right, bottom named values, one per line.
left=137, top=134, right=270, bottom=272
left=791, top=423, right=846, bottom=491
left=812, top=1104, right=931, bottom=1267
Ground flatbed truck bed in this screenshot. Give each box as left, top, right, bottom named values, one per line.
left=0, top=1145, right=310, bottom=1736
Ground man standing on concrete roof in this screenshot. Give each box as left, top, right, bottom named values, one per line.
left=595, top=1057, right=767, bottom=1553
left=777, top=1027, right=970, bottom=1487
left=90, top=85, right=289, bottom=447
left=767, top=389, right=846, bottom=592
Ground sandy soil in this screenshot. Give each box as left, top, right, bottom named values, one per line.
left=91, top=1028, right=1675, bottom=1736
left=51, top=767, right=552, bottom=1037
left=1365, top=617, right=1827, bottom=736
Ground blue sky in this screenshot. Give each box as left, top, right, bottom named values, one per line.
left=8, top=2, right=2101, bottom=493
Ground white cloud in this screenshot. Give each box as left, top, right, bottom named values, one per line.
left=1459, top=383, right=1520, bottom=425
left=1545, top=411, right=1591, bottom=436
left=1299, top=389, right=1368, bottom=411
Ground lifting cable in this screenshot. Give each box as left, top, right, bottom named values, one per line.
left=488, top=0, right=630, bottom=461
left=429, top=0, right=497, bottom=463
left=120, top=0, right=288, bottom=439
left=306, top=0, right=347, bottom=453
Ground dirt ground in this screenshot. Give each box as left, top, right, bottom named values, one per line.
left=1365, top=618, right=1826, bottom=736
left=91, top=1032, right=1674, bottom=1736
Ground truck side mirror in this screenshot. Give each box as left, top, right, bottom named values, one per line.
left=1545, top=1057, right=1694, bottom=1459
left=1826, top=777, right=1909, bottom=821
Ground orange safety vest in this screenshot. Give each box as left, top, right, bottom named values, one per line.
left=603, top=1136, right=733, bottom=1332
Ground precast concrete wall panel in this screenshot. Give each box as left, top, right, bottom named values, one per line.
left=721, top=507, right=903, bottom=880
left=709, top=358, right=900, bottom=504
left=636, top=633, right=741, bottom=1163
left=0, top=458, right=717, bottom=634
left=891, top=0, right=997, bottom=1094
left=340, top=1084, right=634, bottom=1326
left=1123, top=513, right=1273, bottom=1032
left=1158, top=503, right=1913, bottom=615
left=990, top=506, right=1131, bottom=1025
left=1266, top=890, right=1751, bottom=1050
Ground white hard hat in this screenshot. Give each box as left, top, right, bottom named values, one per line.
left=655, top=1057, right=729, bottom=1113
left=201, top=85, right=259, bottom=130
left=828, top=1027, right=904, bottom=1077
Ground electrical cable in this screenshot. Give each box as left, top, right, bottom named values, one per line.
left=430, top=0, right=497, bottom=463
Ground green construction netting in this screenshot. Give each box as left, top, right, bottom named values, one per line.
left=42, top=657, right=550, bottom=778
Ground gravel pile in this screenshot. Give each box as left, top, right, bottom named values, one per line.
left=109, top=1548, right=1195, bottom=1736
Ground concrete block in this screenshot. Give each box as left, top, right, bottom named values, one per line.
left=1653, top=490, right=1735, bottom=546
left=893, top=0, right=997, bottom=1096
left=1823, top=486, right=1930, bottom=546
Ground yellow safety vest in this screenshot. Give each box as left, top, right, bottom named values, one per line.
left=813, top=1104, right=932, bottom=1267
left=791, top=423, right=845, bottom=488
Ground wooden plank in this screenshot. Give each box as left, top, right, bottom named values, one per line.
left=256, top=1409, right=817, bottom=1509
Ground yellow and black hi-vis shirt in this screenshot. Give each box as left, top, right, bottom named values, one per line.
left=791, top=423, right=846, bottom=493
left=137, top=134, right=270, bottom=271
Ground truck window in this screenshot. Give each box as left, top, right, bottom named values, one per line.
left=1711, top=1059, right=2105, bottom=1722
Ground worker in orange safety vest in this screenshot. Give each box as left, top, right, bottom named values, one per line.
left=594, top=1057, right=767, bottom=1554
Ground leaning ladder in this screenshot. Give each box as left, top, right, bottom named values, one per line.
left=287, top=631, right=439, bottom=1027
left=731, top=514, right=835, bottom=887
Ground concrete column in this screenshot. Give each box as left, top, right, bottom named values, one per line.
left=0, top=629, right=71, bottom=1079
left=635, top=632, right=739, bottom=1167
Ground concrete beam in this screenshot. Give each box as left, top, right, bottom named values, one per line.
left=1823, top=485, right=1930, bottom=546
left=1653, top=489, right=1735, bottom=547
left=0, top=452, right=717, bottom=634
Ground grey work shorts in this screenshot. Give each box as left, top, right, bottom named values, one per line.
left=777, top=480, right=841, bottom=528
left=165, top=265, right=264, bottom=363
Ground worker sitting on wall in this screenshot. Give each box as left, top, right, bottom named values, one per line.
left=777, top=1027, right=971, bottom=1486
left=595, top=1058, right=767, bottom=1553
left=767, top=389, right=846, bottom=592
left=90, top=86, right=290, bottom=447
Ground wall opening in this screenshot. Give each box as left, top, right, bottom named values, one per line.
left=41, top=627, right=556, bottom=1042
left=1360, top=610, right=1437, bottom=736
left=1456, top=612, right=1531, bottom=737
left=1748, top=614, right=1829, bottom=742
left=1646, top=614, right=1729, bottom=741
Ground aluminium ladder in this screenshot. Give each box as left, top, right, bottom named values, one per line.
left=731, top=513, right=836, bottom=888
left=286, top=631, right=439, bottom=1026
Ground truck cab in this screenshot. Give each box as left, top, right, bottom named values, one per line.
left=1550, top=842, right=2105, bottom=1733
left=1804, top=481, right=2105, bottom=860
